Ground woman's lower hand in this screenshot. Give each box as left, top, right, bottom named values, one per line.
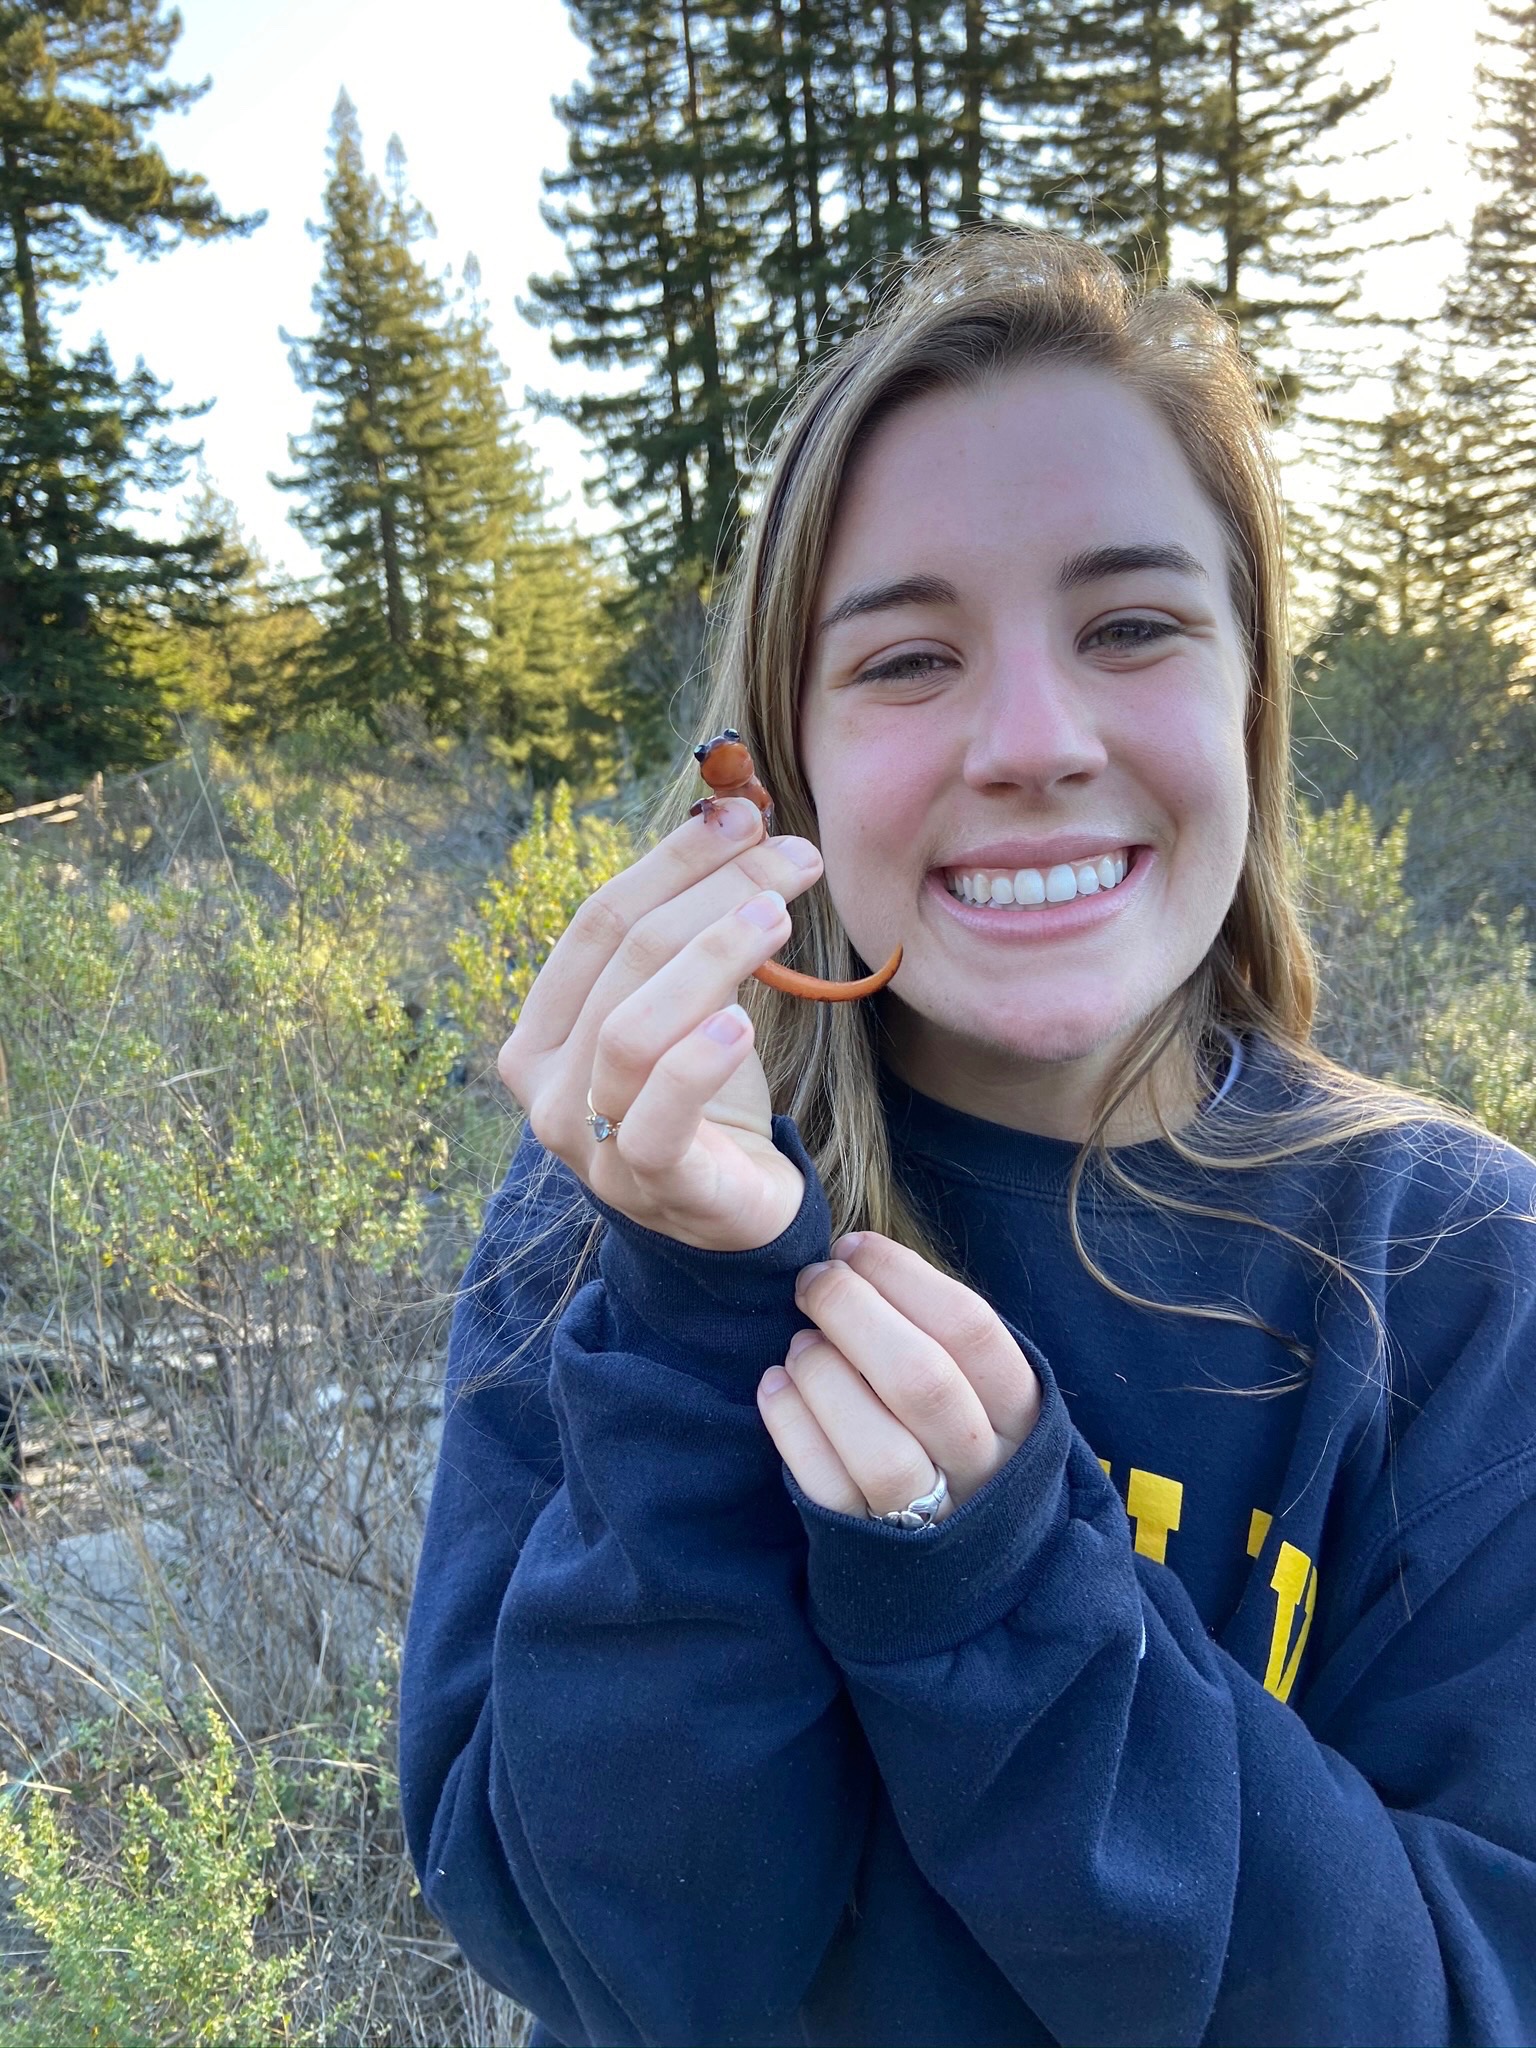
left=758, top=1233, right=1042, bottom=1522
left=497, top=798, right=824, bottom=1251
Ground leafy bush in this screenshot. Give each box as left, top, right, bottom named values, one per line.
left=447, top=780, right=633, bottom=1086
left=1299, top=791, right=1536, bottom=1150
left=0, top=1710, right=321, bottom=2047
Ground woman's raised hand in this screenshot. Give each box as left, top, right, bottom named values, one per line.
left=498, top=798, right=824, bottom=1251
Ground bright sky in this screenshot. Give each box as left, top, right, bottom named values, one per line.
left=62, top=0, right=1497, bottom=581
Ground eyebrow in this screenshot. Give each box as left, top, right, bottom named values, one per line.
left=816, top=544, right=1208, bottom=637
left=816, top=573, right=959, bottom=636
left=1057, top=542, right=1209, bottom=587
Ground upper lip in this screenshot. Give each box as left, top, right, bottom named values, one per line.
left=932, top=837, right=1141, bottom=871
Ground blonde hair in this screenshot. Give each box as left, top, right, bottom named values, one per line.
left=640, top=227, right=1479, bottom=1359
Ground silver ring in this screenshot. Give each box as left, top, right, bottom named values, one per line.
left=876, top=1465, right=948, bottom=1530
left=585, top=1088, right=622, bottom=1142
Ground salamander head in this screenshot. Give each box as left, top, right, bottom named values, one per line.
left=694, top=731, right=752, bottom=789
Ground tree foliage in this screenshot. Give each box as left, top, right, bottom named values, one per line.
left=0, top=0, right=257, bottom=801
left=280, top=95, right=619, bottom=784
left=532, top=0, right=1390, bottom=599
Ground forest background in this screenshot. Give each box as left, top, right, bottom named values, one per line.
left=3, top=0, right=1536, bottom=2041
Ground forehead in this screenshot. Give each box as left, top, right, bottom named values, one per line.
left=825, top=363, right=1231, bottom=589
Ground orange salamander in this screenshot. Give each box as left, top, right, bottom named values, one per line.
left=691, top=731, right=903, bottom=1002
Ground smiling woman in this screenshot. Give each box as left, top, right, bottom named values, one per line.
left=400, top=232, right=1536, bottom=2048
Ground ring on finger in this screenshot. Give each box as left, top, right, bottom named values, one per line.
left=585, top=1087, right=623, bottom=1142
left=875, top=1465, right=949, bottom=1530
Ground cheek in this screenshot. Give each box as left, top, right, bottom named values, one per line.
left=804, top=722, right=941, bottom=870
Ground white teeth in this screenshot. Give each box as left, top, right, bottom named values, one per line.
left=944, top=850, right=1133, bottom=909
left=1014, top=868, right=1046, bottom=905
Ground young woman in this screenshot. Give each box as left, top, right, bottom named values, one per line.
left=400, top=232, right=1536, bottom=2047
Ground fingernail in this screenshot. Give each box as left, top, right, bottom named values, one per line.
left=738, top=889, right=787, bottom=930
left=715, top=801, right=760, bottom=840
left=701, top=1003, right=750, bottom=1046
left=760, top=1365, right=791, bottom=1396
left=796, top=1261, right=831, bottom=1291
left=778, top=837, right=821, bottom=870
left=786, top=1328, right=817, bottom=1360
left=830, top=1233, right=863, bottom=1260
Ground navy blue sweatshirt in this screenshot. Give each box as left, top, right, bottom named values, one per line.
left=399, top=1037, right=1536, bottom=2046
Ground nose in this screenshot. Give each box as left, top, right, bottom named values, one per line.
left=960, top=638, right=1108, bottom=795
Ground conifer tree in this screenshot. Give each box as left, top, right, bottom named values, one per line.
left=1442, top=0, right=1536, bottom=635
left=1187, top=0, right=1389, bottom=407
left=0, top=0, right=255, bottom=799
left=279, top=96, right=475, bottom=720
left=1329, top=353, right=1489, bottom=641
left=450, top=255, right=620, bottom=781
left=527, top=0, right=748, bottom=591
left=1035, top=0, right=1206, bottom=282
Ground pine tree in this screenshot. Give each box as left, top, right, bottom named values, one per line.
left=0, top=0, right=255, bottom=799
left=1442, top=1, right=1536, bottom=637
left=1188, top=0, right=1390, bottom=408
left=1033, top=0, right=1207, bottom=283
left=527, top=0, right=748, bottom=592
left=280, top=98, right=496, bottom=722
left=1329, top=353, right=1490, bottom=641
left=450, top=254, right=621, bottom=782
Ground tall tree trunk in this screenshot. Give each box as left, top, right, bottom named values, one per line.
left=880, top=0, right=903, bottom=269
left=358, top=363, right=410, bottom=648
left=769, top=0, right=809, bottom=368
left=1148, top=2, right=1170, bottom=284
left=957, top=0, right=984, bottom=224
left=4, top=159, right=87, bottom=632
left=796, top=0, right=829, bottom=332
left=1222, top=7, right=1242, bottom=306
left=678, top=0, right=736, bottom=570
left=907, top=2, right=932, bottom=234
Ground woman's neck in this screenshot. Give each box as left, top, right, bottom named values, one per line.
left=881, top=1010, right=1203, bottom=1147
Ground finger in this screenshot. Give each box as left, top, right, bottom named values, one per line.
left=585, top=888, right=792, bottom=1128
left=756, top=1363, right=867, bottom=1517
left=610, top=1001, right=760, bottom=1175
left=825, top=1233, right=1041, bottom=1445
left=509, top=800, right=813, bottom=1064
left=793, top=1259, right=1002, bottom=1491
left=779, top=1331, right=954, bottom=1520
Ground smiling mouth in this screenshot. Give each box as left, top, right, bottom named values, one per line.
left=941, top=849, right=1134, bottom=908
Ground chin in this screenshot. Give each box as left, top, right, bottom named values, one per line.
left=934, top=985, right=1164, bottom=1070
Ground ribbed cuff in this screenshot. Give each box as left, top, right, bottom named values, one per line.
left=591, top=1115, right=832, bottom=1399
left=786, top=1340, right=1083, bottom=1663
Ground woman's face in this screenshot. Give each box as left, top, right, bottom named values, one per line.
left=799, top=364, right=1252, bottom=1137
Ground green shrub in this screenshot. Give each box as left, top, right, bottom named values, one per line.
left=0, top=1711, right=324, bottom=2047
left=447, top=781, right=632, bottom=1085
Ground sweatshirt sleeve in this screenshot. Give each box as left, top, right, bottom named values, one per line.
left=786, top=1337, right=1536, bottom=2048
left=399, top=1121, right=871, bottom=2048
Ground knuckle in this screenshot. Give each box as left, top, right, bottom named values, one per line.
left=804, top=1262, right=856, bottom=1314
left=497, top=1031, right=528, bottom=1102
left=569, top=889, right=630, bottom=954
left=525, top=1096, right=559, bottom=1151
left=620, top=914, right=676, bottom=979
left=901, top=1355, right=956, bottom=1425
left=593, top=1012, right=642, bottom=1071
left=949, top=1297, right=999, bottom=1358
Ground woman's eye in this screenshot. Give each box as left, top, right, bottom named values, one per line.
left=852, top=649, right=951, bottom=685
left=1083, top=616, right=1181, bottom=653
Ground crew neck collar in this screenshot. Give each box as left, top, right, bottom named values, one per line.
left=879, top=1030, right=1255, bottom=1197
